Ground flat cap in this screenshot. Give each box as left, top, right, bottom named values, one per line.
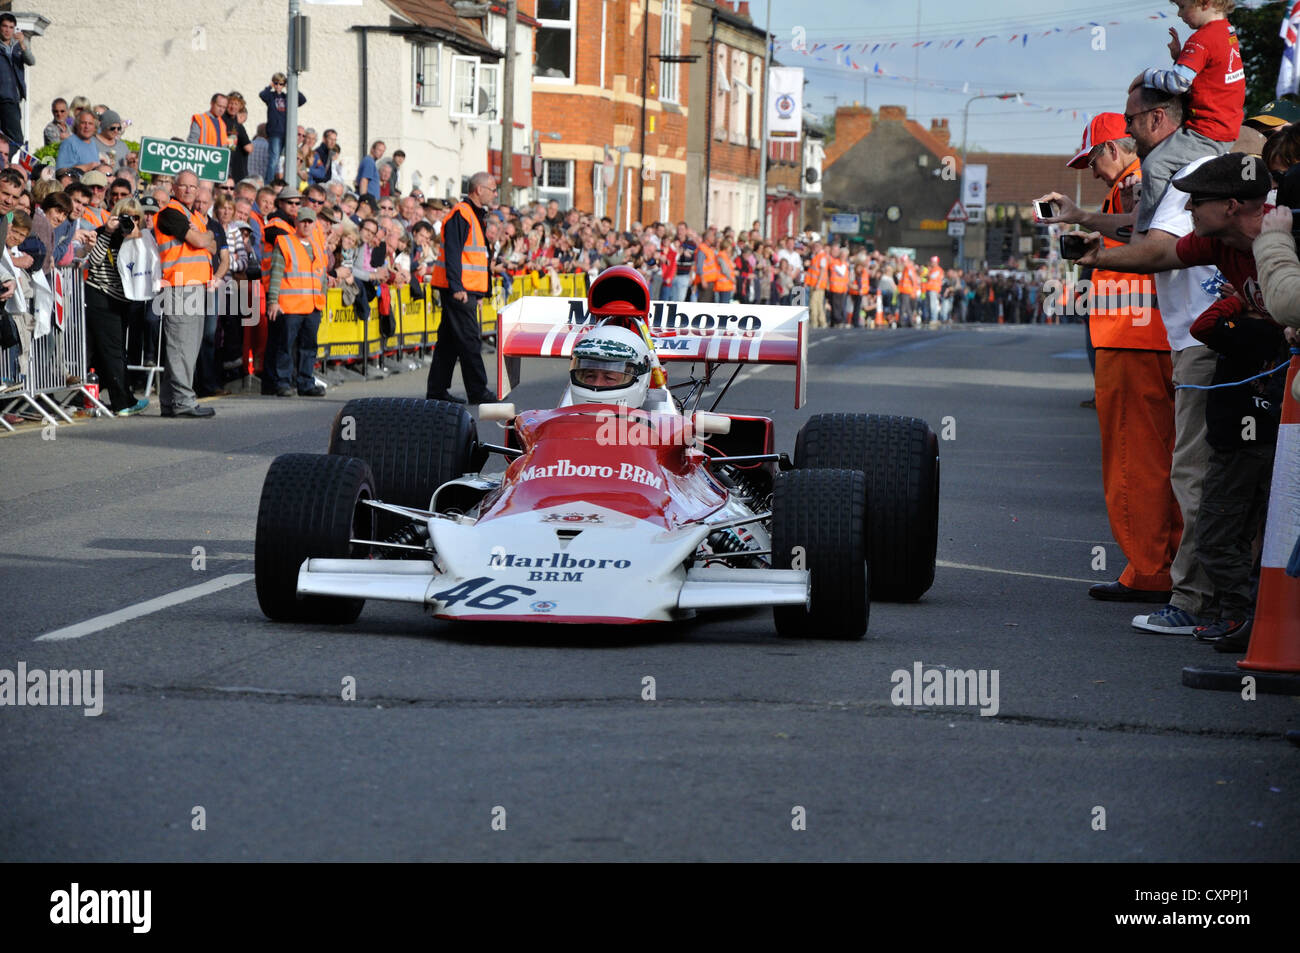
left=1171, top=153, right=1270, bottom=202
left=277, top=185, right=300, bottom=201
left=296, top=207, right=317, bottom=222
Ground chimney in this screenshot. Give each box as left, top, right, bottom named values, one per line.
left=737, top=1, right=751, bottom=17
left=825, top=105, right=873, bottom=168
left=929, top=118, right=950, bottom=146
left=879, top=105, right=907, bottom=121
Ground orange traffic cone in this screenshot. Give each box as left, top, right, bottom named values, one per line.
left=1184, top=352, right=1300, bottom=695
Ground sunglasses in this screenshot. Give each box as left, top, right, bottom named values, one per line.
left=217, top=185, right=235, bottom=191
left=306, top=197, right=323, bottom=204
left=106, top=125, right=122, bottom=132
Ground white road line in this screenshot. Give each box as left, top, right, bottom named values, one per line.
left=936, top=560, right=1096, bottom=584
left=36, top=573, right=255, bottom=642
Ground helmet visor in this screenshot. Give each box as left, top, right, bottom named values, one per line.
left=570, top=357, right=641, bottom=390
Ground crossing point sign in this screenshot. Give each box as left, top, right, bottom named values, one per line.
left=138, top=137, right=231, bottom=182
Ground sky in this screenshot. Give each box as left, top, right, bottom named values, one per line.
left=744, top=0, right=1281, bottom=155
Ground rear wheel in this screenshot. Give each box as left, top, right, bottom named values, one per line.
left=770, top=468, right=869, bottom=639
left=795, top=413, right=939, bottom=601
left=255, top=453, right=376, bottom=623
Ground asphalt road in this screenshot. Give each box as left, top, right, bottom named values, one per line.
left=1, top=323, right=1296, bottom=862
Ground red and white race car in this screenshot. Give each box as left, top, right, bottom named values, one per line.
left=254, top=266, right=939, bottom=638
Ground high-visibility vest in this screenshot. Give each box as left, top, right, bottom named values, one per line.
left=924, top=267, right=943, bottom=293
left=695, top=243, right=720, bottom=286
left=261, top=213, right=293, bottom=279
left=829, top=260, right=849, bottom=294
left=191, top=112, right=225, bottom=146
left=155, top=198, right=212, bottom=286
left=80, top=205, right=109, bottom=230
left=715, top=251, right=735, bottom=292
left=804, top=251, right=829, bottom=289
left=850, top=267, right=867, bottom=296
left=274, top=232, right=326, bottom=313
left=1090, top=159, right=1168, bottom=350
left=898, top=264, right=918, bottom=296
left=431, top=201, right=489, bottom=293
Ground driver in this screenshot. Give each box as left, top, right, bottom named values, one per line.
left=568, top=324, right=652, bottom=408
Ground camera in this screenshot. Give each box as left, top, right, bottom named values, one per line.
left=1059, top=233, right=1089, bottom=261
left=1034, top=200, right=1057, bottom=220
left=117, top=214, right=138, bottom=233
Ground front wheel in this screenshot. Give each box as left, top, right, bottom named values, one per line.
left=770, top=468, right=869, bottom=639
left=255, top=453, right=376, bottom=623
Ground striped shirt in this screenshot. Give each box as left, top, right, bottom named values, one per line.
left=85, top=227, right=127, bottom=301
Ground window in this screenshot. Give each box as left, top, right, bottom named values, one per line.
left=749, top=56, right=763, bottom=147
left=450, top=56, right=499, bottom=120
left=659, top=0, right=680, bottom=103
left=539, top=159, right=573, bottom=210
left=413, top=43, right=441, bottom=107
left=451, top=55, right=478, bottom=118
left=477, top=62, right=500, bottom=119
left=730, top=49, right=749, bottom=145
left=535, top=0, right=574, bottom=81
left=713, top=47, right=729, bottom=140
left=659, top=172, right=670, bottom=224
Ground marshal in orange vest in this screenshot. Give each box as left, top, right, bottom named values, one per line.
left=155, top=199, right=212, bottom=286
left=190, top=111, right=227, bottom=147
left=1089, top=159, right=1169, bottom=351
left=273, top=232, right=326, bottom=313
left=431, top=201, right=489, bottom=294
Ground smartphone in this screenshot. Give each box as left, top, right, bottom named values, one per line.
left=1035, top=200, right=1058, bottom=220
left=1059, top=233, right=1089, bottom=260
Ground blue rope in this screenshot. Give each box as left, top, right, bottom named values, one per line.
left=1174, top=347, right=1299, bottom=391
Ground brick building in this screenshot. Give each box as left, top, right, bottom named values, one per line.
left=527, top=0, right=694, bottom=226
left=822, top=104, right=962, bottom=263
left=686, top=0, right=767, bottom=233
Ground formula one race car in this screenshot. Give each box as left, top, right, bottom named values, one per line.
left=254, top=266, right=939, bottom=638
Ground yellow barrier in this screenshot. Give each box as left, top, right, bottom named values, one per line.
left=313, top=272, right=589, bottom=363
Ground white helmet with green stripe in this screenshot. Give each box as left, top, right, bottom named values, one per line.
left=568, top=324, right=652, bottom=408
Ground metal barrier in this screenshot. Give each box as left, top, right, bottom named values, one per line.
left=2, top=268, right=593, bottom=430
left=0, top=266, right=110, bottom=432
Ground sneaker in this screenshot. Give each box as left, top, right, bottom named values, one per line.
left=1132, top=604, right=1211, bottom=636
left=1194, top=617, right=1251, bottom=643
left=116, top=398, right=149, bottom=417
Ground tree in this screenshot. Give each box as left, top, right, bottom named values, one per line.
left=1232, top=0, right=1290, bottom=116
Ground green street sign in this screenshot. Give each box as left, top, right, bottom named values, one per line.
left=857, top=212, right=876, bottom=238
left=138, top=136, right=230, bottom=182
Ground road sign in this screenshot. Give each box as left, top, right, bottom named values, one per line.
left=138, top=137, right=230, bottom=182
left=830, top=213, right=860, bottom=234
left=945, top=201, right=968, bottom=223
left=947, top=221, right=966, bottom=237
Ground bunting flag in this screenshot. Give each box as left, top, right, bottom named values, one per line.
left=771, top=7, right=1156, bottom=56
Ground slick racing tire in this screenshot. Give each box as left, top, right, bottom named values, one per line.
left=770, top=468, right=869, bottom=640
left=328, top=397, right=479, bottom=511
left=794, top=413, right=939, bottom=602
left=255, top=453, right=376, bottom=624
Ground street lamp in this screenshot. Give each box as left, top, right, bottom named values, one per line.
left=957, top=92, right=1020, bottom=268
left=532, top=129, right=561, bottom=204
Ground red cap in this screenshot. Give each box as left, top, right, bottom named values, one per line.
left=1066, top=113, right=1127, bottom=169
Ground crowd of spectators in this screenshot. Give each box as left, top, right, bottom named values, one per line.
left=1031, top=0, right=1300, bottom=656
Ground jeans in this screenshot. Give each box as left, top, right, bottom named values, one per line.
left=669, top=273, right=692, bottom=302
left=266, top=136, right=284, bottom=182
left=275, top=309, right=322, bottom=393
left=716, top=289, right=732, bottom=304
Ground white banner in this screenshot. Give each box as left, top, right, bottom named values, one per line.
left=962, top=164, right=987, bottom=215
left=768, top=67, right=803, bottom=138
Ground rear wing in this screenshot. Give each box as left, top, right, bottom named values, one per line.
left=496, top=297, right=809, bottom=408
